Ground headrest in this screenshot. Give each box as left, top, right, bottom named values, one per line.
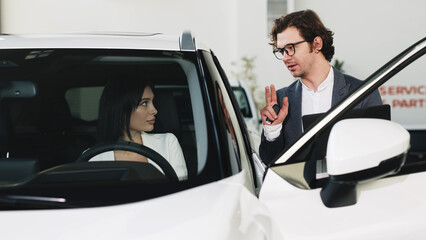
left=151, top=91, right=182, bottom=139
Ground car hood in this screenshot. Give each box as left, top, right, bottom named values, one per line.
left=0, top=171, right=282, bottom=240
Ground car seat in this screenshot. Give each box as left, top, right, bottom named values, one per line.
left=0, top=103, right=12, bottom=158
left=151, top=89, right=197, bottom=179
left=0, top=101, right=40, bottom=183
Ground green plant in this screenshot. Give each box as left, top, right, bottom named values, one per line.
left=231, top=56, right=265, bottom=110
left=333, top=59, right=345, bottom=73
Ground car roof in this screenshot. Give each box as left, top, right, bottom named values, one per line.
left=0, top=32, right=208, bottom=51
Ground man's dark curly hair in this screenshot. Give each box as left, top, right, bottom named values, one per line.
left=269, top=9, right=335, bottom=62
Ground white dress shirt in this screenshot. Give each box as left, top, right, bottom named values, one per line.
left=301, top=66, right=334, bottom=130
left=264, top=66, right=334, bottom=140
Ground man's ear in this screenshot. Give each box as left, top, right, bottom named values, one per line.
left=313, top=36, right=323, bottom=53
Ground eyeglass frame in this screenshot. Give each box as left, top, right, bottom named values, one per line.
left=272, top=40, right=307, bottom=60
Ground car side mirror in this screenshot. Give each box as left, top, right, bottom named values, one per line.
left=320, top=118, right=410, bottom=208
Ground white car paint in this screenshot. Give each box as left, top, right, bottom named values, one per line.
left=327, top=119, right=410, bottom=175
left=0, top=33, right=183, bottom=51
left=1, top=171, right=282, bottom=240
left=260, top=169, right=426, bottom=240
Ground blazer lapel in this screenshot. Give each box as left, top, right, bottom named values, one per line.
left=331, top=67, right=350, bottom=107
left=287, top=81, right=303, bottom=134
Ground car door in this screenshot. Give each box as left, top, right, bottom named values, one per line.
left=259, top=37, right=426, bottom=239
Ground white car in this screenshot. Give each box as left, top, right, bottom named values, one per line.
left=0, top=32, right=425, bottom=239
left=230, top=78, right=262, bottom=149
left=230, top=79, right=261, bottom=133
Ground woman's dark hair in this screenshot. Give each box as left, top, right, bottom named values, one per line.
left=269, top=9, right=335, bottom=62
left=97, top=76, right=154, bottom=143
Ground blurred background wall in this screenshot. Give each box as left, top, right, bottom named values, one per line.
left=1, top=0, right=425, bottom=106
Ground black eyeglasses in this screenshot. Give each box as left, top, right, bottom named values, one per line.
left=273, top=40, right=307, bottom=60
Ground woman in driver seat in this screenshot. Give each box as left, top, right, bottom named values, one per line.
left=89, top=78, right=188, bottom=181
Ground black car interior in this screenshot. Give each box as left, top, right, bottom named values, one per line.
left=0, top=49, right=198, bottom=184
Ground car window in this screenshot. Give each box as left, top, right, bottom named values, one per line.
left=269, top=39, right=426, bottom=190
left=198, top=50, right=259, bottom=186
left=217, top=85, right=241, bottom=173
left=379, top=55, right=426, bottom=128
left=379, top=52, right=426, bottom=165
left=0, top=49, right=210, bottom=189
left=232, top=87, right=253, bottom=118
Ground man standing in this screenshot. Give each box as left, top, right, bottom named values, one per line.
left=259, top=10, right=382, bottom=165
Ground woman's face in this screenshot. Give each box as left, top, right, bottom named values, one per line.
left=128, top=86, right=157, bottom=134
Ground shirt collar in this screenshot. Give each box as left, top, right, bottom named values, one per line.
left=299, top=66, right=334, bottom=92
left=317, top=66, right=334, bottom=92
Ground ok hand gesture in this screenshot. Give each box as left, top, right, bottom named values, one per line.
left=260, top=84, right=289, bottom=125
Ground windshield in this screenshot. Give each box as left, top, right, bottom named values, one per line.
left=0, top=49, right=213, bottom=208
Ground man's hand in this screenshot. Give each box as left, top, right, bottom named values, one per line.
left=260, top=84, right=289, bottom=125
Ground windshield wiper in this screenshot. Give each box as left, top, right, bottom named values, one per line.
left=0, top=194, right=76, bottom=210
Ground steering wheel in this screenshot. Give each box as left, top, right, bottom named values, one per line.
left=76, top=141, right=178, bottom=181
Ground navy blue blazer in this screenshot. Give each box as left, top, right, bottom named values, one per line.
left=259, top=67, right=383, bottom=165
